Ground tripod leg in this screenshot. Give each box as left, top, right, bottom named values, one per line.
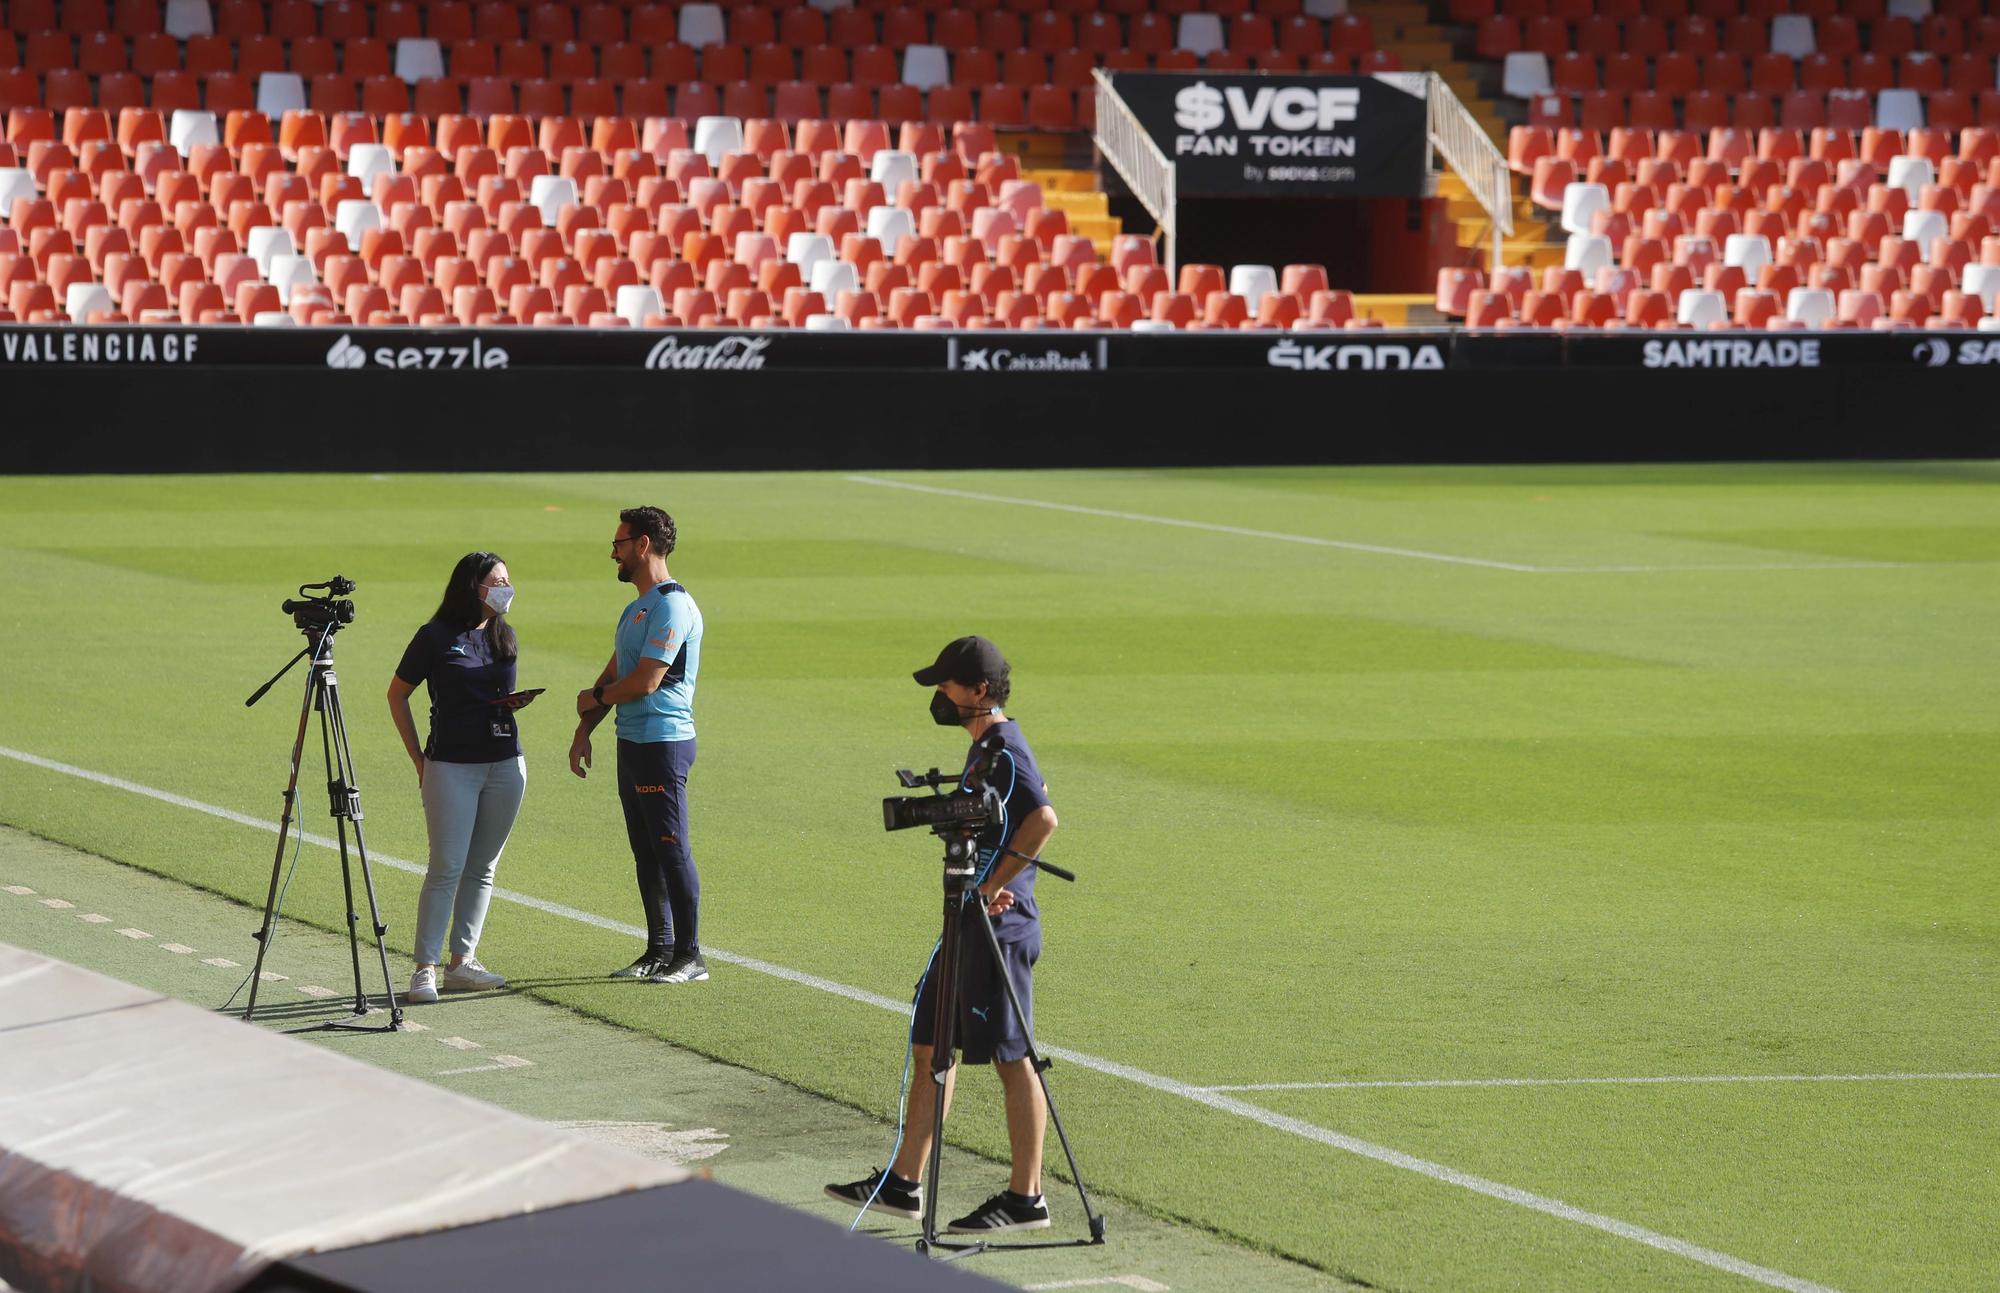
left=245, top=654, right=322, bottom=1022
left=323, top=671, right=403, bottom=1028
left=920, top=890, right=965, bottom=1250
left=972, top=904, right=1106, bottom=1241
left=321, top=696, right=369, bottom=1016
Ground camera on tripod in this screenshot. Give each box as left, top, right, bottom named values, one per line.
left=882, top=748, right=1004, bottom=836
left=281, top=576, right=357, bottom=634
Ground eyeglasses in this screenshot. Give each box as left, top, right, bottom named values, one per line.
left=610, top=536, right=640, bottom=551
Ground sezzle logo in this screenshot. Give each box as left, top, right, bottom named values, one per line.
left=1267, top=339, right=1445, bottom=372
left=644, top=334, right=770, bottom=370
left=326, top=335, right=366, bottom=368
left=324, top=334, right=509, bottom=369
left=1174, top=82, right=1360, bottom=134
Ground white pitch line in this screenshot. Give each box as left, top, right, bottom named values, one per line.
left=844, top=475, right=1916, bottom=575
left=0, top=744, right=1841, bottom=1293
left=1204, top=1072, right=2000, bottom=1092
left=844, top=474, right=1542, bottom=571
left=438, top=1055, right=532, bottom=1076
left=1025, top=1278, right=1171, bottom=1292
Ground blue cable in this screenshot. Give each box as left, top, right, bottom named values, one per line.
left=849, top=937, right=941, bottom=1232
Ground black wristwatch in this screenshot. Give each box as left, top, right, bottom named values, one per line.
left=591, top=684, right=606, bottom=707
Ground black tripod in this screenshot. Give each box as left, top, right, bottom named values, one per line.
left=915, top=829, right=1105, bottom=1260
left=242, top=615, right=402, bottom=1031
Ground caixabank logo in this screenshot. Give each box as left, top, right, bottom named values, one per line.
left=947, top=337, right=1108, bottom=371
left=1912, top=337, right=2000, bottom=366
left=325, top=334, right=509, bottom=369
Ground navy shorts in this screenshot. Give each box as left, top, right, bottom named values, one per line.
left=910, top=917, right=1040, bottom=1066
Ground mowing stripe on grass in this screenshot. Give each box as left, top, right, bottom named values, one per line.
left=0, top=743, right=1842, bottom=1293
left=845, top=476, right=1915, bottom=575
left=1205, top=1073, right=2000, bottom=1092
left=844, top=475, right=1544, bottom=572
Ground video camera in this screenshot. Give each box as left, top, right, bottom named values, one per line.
left=282, top=576, right=357, bottom=634
left=882, top=744, right=1004, bottom=835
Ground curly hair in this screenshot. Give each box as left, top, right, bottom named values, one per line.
left=977, top=664, right=1011, bottom=708
left=619, top=506, right=676, bottom=557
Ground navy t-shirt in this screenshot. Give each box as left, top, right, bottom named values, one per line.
left=394, top=620, right=520, bottom=764
left=967, top=720, right=1053, bottom=943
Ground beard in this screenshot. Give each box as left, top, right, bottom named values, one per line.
left=616, top=561, right=633, bottom=582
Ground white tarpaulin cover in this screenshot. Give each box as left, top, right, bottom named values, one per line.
left=0, top=943, right=687, bottom=1293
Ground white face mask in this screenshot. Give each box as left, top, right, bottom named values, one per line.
left=482, top=584, right=514, bottom=615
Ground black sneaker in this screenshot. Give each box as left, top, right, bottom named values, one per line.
left=947, top=1190, right=1050, bottom=1234
left=649, top=950, right=709, bottom=983
left=610, top=952, right=670, bottom=979
left=824, top=1168, right=923, bottom=1220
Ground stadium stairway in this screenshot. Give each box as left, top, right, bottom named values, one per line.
left=1361, top=0, right=1565, bottom=274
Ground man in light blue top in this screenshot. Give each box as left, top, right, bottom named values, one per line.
left=570, top=505, right=707, bottom=985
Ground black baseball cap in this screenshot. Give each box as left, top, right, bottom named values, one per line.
left=913, top=635, right=1009, bottom=686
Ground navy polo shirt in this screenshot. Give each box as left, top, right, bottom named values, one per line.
left=394, top=620, right=520, bottom=764
left=968, top=720, right=1052, bottom=943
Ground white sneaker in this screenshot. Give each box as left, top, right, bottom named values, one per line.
left=442, top=957, right=506, bottom=992
left=407, top=966, right=439, bottom=1004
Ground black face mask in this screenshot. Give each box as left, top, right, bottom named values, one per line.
left=930, top=691, right=967, bottom=727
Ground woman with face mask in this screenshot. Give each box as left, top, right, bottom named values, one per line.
left=386, top=551, right=532, bottom=1005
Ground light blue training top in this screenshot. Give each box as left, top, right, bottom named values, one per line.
left=612, top=580, right=701, bottom=743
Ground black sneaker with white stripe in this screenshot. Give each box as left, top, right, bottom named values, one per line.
left=824, top=1168, right=923, bottom=1220
left=648, top=950, right=709, bottom=983
left=609, top=952, right=668, bottom=979
left=947, top=1190, right=1050, bottom=1234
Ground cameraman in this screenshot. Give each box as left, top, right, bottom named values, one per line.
left=827, top=636, right=1060, bottom=1235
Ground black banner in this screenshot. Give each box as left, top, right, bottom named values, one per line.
left=6, top=324, right=1999, bottom=373
left=1108, top=72, right=1429, bottom=197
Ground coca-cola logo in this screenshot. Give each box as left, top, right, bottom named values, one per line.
left=643, top=335, right=771, bottom=371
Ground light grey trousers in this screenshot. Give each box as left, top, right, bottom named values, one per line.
left=415, top=755, right=525, bottom=966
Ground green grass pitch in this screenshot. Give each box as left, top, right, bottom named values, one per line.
left=1, top=464, right=1995, bottom=1292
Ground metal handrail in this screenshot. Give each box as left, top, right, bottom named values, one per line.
left=1096, top=71, right=1512, bottom=281
left=1425, top=71, right=1513, bottom=276
left=1092, top=69, right=1177, bottom=279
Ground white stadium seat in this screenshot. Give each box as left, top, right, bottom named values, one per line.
left=1228, top=264, right=1277, bottom=313
left=901, top=45, right=949, bottom=91
left=1559, top=181, right=1608, bottom=236
left=393, top=38, right=444, bottom=84
left=616, top=285, right=662, bottom=327
left=1176, top=13, right=1224, bottom=55
left=1502, top=52, right=1551, bottom=98
left=1677, top=290, right=1727, bottom=327
left=693, top=115, right=744, bottom=165
left=678, top=3, right=725, bottom=47
left=1785, top=287, right=1834, bottom=326
left=163, top=0, right=211, bottom=38
left=257, top=73, right=306, bottom=117
left=169, top=108, right=218, bottom=156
